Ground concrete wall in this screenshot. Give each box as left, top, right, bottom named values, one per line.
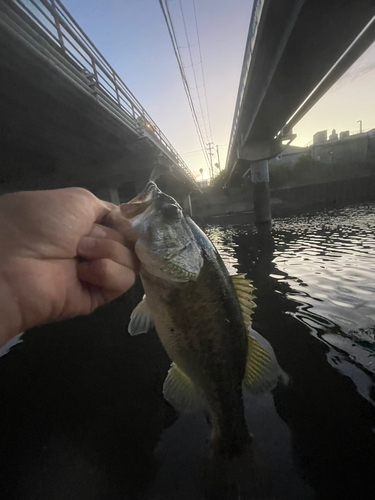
left=311, top=134, right=368, bottom=163
left=269, top=145, right=310, bottom=166
left=193, top=161, right=375, bottom=221
left=192, top=186, right=253, bottom=219
left=271, top=175, right=375, bottom=218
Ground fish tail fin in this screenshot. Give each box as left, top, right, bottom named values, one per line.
left=210, top=424, right=252, bottom=459
left=209, top=410, right=252, bottom=459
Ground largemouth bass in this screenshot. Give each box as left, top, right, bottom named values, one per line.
left=120, top=182, right=280, bottom=457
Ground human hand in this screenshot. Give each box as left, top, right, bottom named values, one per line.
left=0, top=188, right=138, bottom=347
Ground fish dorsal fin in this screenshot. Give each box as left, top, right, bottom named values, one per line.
left=128, top=296, right=154, bottom=336
left=163, top=363, right=206, bottom=413
left=231, top=274, right=256, bottom=327
left=243, top=327, right=280, bottom=394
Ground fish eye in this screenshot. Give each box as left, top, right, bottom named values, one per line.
left=161, top=203, right=182, bottom=220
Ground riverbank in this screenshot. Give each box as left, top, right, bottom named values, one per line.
left=193, top=161, right=375, bottom=224
left=271, top=174, right=375, bottom=217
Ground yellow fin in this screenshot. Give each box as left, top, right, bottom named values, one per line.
left=243, top=327, right=280, bottom=393
left=163, top=363, right=206, bottom=413
left=231, top=274, right=256, bottom=327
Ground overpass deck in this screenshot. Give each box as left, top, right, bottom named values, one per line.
left=0, top=0, right=197, bottom=195
left=227, top=0, right=375, bottom=179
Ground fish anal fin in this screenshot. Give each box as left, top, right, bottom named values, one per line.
left=128, top=297, right=154, bottom=336
left=163, top=363, right=206, bottom=413
left=243, top=327, right=280, bottom=394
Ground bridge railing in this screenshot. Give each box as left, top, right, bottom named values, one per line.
left=11, top=0, right=196, bottom=184
left=226, top=0, right=266, bottom=168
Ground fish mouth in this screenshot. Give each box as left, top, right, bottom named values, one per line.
left=129, top=181, right=161, bottom=204
left=119, top=181, right=160, bottom=219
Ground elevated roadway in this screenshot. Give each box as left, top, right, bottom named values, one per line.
left=226, top=0, right=375, bottom=221
left=0, top=0, right=197, bottom=203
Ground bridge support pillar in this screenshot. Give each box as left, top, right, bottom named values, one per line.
left=251, top=159, right=271, bottom=224
left=92, top=186, right=120, bottom=205
left=183, top=194, right=193, bottom=216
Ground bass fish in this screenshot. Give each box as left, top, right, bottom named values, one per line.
left=120, top=182, right=280, bottom=457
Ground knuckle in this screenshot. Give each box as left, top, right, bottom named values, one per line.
left=126, top=269, right=136, bottom=288
left=70, top=187, right=93, bottom=198
left=99, top=238, right=119, bottom=260
left=92, top=258, right=111, bottom=281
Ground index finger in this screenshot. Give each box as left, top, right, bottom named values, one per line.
left=103, top=207, right=137, bottom=243
left=94, top=200, right=117, bottom=225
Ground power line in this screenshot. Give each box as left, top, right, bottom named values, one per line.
left=181, top=148, right=205, bottom=155
left=178, top=0, right=211, bottom=143
left=159, top=0, right=213, bottom=170
left=160, top=0, right=211, bottom=169
left=192, top=0, right=213, bottom=143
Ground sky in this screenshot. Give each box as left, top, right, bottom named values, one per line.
left=63, top=0, right=375, bottom=180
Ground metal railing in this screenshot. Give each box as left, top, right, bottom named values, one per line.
left=11, top=0, right=196, bottom=184
left=225, top=0, right=266, bottom=169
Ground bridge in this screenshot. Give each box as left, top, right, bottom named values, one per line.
left=226, top=0, right=375, bottom=223
left=0, top=0, right=198, bottom=205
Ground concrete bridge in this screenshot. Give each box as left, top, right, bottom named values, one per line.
left=226, top=0, right=375, bottom=222
left=0, top=0, right=198, bottom=204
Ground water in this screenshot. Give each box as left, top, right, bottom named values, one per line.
left=1, top=203, right=375, bottom=499
left=206, top=203, right=375, bottom=498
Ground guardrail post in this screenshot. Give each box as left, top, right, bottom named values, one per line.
left=50, top=0, right=65, bottom=52
left=113, top=72, right=121, bottom=105
left=91, top=58, right=99, bottom=85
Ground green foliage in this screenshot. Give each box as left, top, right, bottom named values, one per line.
left=208, top=170, right=227, bottom=193
left=295, top=154, right=315, bottom=166
left=212, top=170, right=226, bottom=186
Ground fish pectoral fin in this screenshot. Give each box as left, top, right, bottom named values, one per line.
left=163, top=363, right=206, bottom=413
left=128, top=297, right=154, bottom=336
left=243, top=327, right=281, bottom=394
left=231, top=274, right=256, bottom=327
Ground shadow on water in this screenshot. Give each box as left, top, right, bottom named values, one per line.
left=0, top=279, right=175, bottom=500
left=1, top=205, right=375, bottom=499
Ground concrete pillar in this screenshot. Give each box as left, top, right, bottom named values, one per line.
left=93, top=186, right=120, bottom=205
left=251, top=159, right=271, bottom=224
left=183, top=194, right=193, bottom=216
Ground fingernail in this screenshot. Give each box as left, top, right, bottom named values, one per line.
left=78, top=236, right=97, bottom=250
left=89, top=225, right=107, bottom=238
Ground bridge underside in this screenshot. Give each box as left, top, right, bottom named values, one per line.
left=228, top=0, right=375, bottom=180
left=0, top=0, right=195, bottom=203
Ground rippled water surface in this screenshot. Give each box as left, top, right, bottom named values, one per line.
left=1, top=203, right=375, bottom=500
left=208, top=204, right=375, bottom=385
left=205, top=203, right=375, bottom=498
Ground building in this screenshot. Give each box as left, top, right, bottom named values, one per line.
left=311, top=129, right=373, bottom=163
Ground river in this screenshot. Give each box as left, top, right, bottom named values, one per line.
left=0, top=202, right=375, bottom=499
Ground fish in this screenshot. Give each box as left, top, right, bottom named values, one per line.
left=120, top=181, right=280, bottom=457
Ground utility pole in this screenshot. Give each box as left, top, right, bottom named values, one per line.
left=216, top=145, right=221, bottom=171
left=206, top=142, right=215, bottom=179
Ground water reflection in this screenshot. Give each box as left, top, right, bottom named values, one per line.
left=208, top=203, right=375, bottom=498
